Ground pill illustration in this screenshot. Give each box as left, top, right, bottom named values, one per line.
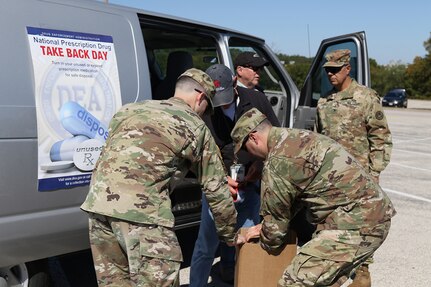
left=50, top=135, right=89, bottom=162
left=59, top=101, right=109, bottom=142
left=40, top=161, right=75, bottom=172
left=73, top=139, right=104, bottom=172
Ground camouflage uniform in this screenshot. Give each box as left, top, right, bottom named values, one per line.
left=81, top=69, right=237, bottom=286
left=88, top=213, right=181, bottom=287
left=316, top=50, right=392, bottom=178
left=317, top=51, right=392, bottom=284
left=231, top=108, right=396, bottom=287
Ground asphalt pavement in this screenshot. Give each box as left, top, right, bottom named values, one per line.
left=369, top=107, right=431, bottom=287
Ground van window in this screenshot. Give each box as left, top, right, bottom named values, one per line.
left=228, top=37, right=290, bottom=126
left=228, top=39, right=283, bottom=93
left=309, top=41, right=358, bottom=107
left=140, top=24, right=219, bottom=100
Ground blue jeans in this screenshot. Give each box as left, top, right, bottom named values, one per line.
left=189, top=183, right=261, bottom=287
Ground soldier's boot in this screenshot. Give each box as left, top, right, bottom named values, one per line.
left=349, top=265, right=371, bottom=287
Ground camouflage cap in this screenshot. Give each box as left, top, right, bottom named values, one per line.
left=322, top=49, right=351, bottom=68
left=179, top=68, right=216, bottom=112
left=231, top=108, right=267, bottom=154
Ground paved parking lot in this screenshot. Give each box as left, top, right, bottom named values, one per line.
left=370, top=107, right=431, bottom=287
left=179, top=105, right=431, bottom=287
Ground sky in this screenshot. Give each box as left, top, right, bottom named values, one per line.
left=102, top=0, right=430, bottom=66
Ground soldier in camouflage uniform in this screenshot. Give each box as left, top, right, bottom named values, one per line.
left=81, top=68, right=238, bottom=287
left=315, top=49, right=393, bottom=286
left=316, top=49, right=392, bottom=183
left=231, top=108, right=396, bottom=287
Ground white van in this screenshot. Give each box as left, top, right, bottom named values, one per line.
left=0, top=0, right=370, bottom=285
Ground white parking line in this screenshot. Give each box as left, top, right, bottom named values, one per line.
left=390, top=162, right=431, bottom=173
left=394, top=136, right=431, bottom=144
left=393, top=148, right=431, bottom=157
left=383, top=188, right=431, bottom=204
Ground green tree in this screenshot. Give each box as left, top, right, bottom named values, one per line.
left=369, top=58, right=386, bottom=95
left=424, top=32, right=431, bottom=54
left=405, top=55, right=431, bottom=99
left=370, top=58, right=408, bottom=97
left=277, top=54, right=313, bottom=89
left=405, top=33, right=431, bottom=99
left=275, top=33, right=431, bottom=100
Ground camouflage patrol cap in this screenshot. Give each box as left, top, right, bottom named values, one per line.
left=231, top=108, right=267, bottom=154
left=179, top=68, right=216, bottom=112
left=322, top=49, right=351, bottom=68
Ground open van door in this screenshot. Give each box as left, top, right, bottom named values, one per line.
left=293, top=31, right=369, bottom=129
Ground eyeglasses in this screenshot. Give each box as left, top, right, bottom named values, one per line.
left=324, top=65, right=345, bottom=74
left=194, top=88, right=203, bottom=94
left=241, top=65, right=261, bottom=72
left=194, top=88, right=211, bottom=114
left=240, top=135, right=249, bottom=152
left=241, top=131, right=256, bottom=151
left=194, top=88, right=208, bottom=99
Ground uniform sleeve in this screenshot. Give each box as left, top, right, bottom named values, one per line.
left=259, top=157, right=299, bottom=252
left=366, top=92, right=393, bottom=177
left=183, top=125, right=238, bottom=243
left=315, top=98, right=326, bottom=133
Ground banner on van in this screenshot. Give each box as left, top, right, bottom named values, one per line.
left=27, top=27, right=122, bottom=191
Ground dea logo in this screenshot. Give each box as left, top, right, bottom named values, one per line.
left=40, top=58, right=117, bottom=140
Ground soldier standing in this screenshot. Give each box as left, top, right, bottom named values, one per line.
left=315, top=49, right=393, bottom=286
left=81, top=68, right=237, bottom=287
left=316, top=49, right=392, bottom=183
left=232, top=108, right=396, bottom=287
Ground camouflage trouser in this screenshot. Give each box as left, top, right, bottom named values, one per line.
left=278, top=221, right=391, bottom=287
left=88, top=213, right=182, bottom=287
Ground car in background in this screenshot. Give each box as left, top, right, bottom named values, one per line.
left=382, top=88, right=408, bottom=108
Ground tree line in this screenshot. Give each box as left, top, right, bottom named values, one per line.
left=281, top=33, right=431, bottom=99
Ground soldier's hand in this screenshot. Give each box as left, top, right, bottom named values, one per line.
left=235, top=234, right=246, bottom=245
left=229, top=233, right=246, bottom=246
left=226, top=234, right=246, bottom=247
left=245, top=224, right=262, bottom=242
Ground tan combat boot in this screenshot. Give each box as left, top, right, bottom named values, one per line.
left=349, top=265, right=371, bottom=287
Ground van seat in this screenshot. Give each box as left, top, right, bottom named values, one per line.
left=153, top=51, right=193, bottom=100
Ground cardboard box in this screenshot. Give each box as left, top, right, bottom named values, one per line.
left=234, top=228, right=297, bottom=287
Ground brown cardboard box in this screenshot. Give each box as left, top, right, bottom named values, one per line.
left=234, top=228, right=297, bottom=287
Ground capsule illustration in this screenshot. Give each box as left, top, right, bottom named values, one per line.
left=59, top=101, right=109, bottom=142
left=50, top=135, right=90, bottom=162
